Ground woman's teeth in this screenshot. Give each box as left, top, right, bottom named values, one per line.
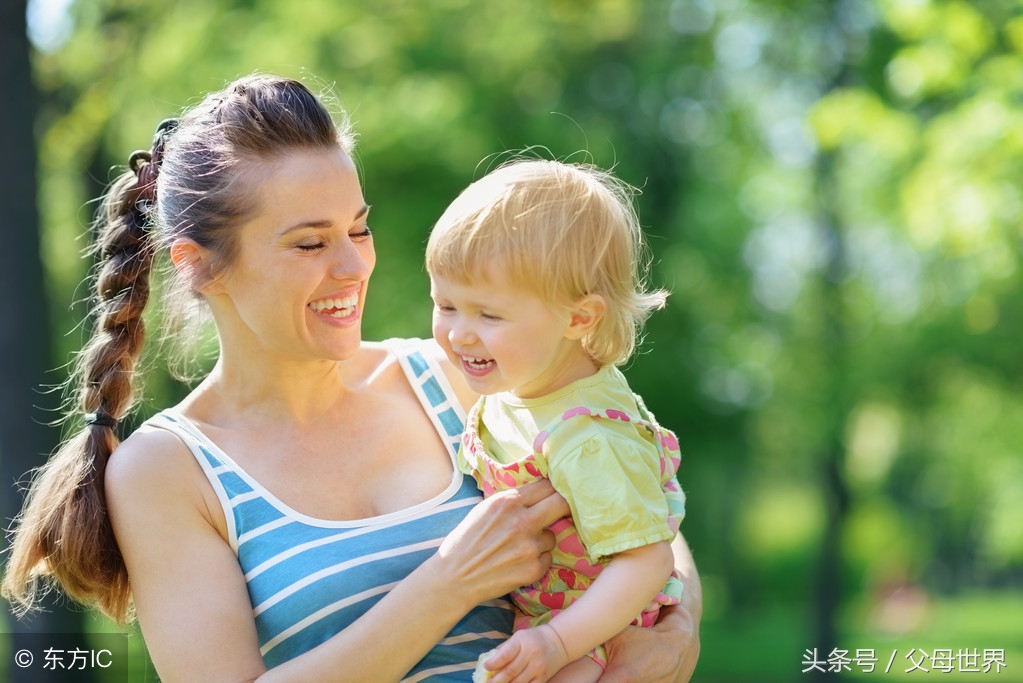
left=310, top=295, right=359, bottom=317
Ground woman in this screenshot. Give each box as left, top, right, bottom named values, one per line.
left=2, top=74, right=701, bottom=682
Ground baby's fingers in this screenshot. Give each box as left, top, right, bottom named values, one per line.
left=485, top=640, right=517, bottom=671
left=484, top=640, right=529, bottom=683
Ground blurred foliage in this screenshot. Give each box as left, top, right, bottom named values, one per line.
left=17, top=0, right=1023, bottom=679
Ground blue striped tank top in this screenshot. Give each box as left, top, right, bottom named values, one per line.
left=143, top=338, right=513, bottom=681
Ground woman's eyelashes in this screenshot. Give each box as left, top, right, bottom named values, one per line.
left=294, top=226, right=372, bottom=251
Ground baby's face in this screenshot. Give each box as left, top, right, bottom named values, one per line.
left=429, top=270, right=580, bottom=398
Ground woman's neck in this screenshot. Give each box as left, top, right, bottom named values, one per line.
left=182, top=348, right=363, bottom=428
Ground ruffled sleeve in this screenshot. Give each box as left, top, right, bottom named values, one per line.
left=545, top=419, right=675, bottom=563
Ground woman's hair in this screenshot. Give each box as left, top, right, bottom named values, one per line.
left=425, top=159, right=668, bottom=366
left=1, top=74, right=354, bottom=624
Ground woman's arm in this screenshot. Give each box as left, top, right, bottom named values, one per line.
left=106, top=430, right=267, bottom=681
left=599, top=533, right=703, bottom=683
left=107, top=430, right=568, bottom=683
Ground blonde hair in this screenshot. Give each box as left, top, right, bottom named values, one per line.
left=425, top=159, right=667, bottom=366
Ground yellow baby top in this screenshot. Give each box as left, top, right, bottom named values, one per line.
left=458, top=364, right=686, bottom=664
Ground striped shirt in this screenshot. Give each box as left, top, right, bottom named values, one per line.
left=144, top=338, right=512, bottom=680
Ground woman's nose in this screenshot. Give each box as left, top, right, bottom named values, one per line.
left=329, top=241, right=371, bottom=281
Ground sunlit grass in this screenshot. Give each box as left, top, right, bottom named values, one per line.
left=840, top=591, right=1023, bottom=681
left=696, top=591, right=1023, bottom=682
left=82, top=612, right=157, bottom=682
left=0, top=610, right=156, bottom=683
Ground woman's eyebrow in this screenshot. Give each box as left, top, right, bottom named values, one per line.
left=281, top=204, right=370, bottom=234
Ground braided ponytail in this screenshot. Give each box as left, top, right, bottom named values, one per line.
left=2, top=75, right=352, bottom=625
left=0, top=121, right=174, bottom=623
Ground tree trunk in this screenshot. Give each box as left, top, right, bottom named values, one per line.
left=0, top=3, right=94, bottom=682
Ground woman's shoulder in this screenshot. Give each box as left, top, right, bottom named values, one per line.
left=106, top=420, right=216, bottom=512
left=106, top=418, right=229, bottom=540
left=356, top=337, right=438, bottom=370
left=361, top=336, right=443, bottom=358
left=364, top=338, right=477, bottom=411
left=108, top=420, right=193, bottom=478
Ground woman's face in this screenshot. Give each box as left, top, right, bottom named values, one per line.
left=209, top=147, right=376, bottom=363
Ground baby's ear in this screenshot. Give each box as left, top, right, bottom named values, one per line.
left=565, top=294, right=606, bottom=340
left=169, top=238, right=223, bottom=295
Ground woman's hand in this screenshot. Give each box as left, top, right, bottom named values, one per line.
left=599, top=602, right=701, bottom=682
left=436, top=479, right=570, bottom=609
left=599, top=534, right=702, bottom=682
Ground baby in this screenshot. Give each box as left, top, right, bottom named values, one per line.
left=426, top=159, right=686, bottom=683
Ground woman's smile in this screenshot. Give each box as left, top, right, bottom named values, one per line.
left=308, top=290, right=361, bottom=324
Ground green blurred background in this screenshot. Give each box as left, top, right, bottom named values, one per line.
left=2, top=0, right=1022, bottom=681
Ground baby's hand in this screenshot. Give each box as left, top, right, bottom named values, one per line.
left=476, top=624, right=570, bottom=683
